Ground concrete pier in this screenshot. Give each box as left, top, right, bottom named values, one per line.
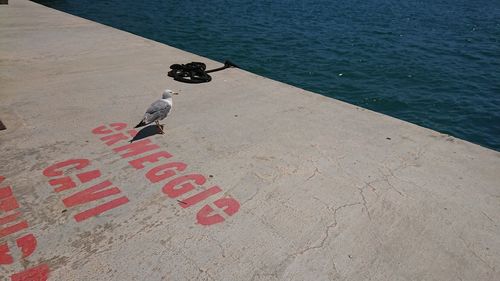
left=1, top=1, right=499, bottom=280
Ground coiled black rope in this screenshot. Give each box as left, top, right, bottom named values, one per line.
left=167, top=60, right=238, bottom=84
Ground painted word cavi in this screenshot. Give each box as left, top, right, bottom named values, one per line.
left=42, top=122, right=240, bottom=226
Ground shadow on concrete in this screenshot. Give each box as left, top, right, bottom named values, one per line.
left=129, top=124, right=163, bottom=143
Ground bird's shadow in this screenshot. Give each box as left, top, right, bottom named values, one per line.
left=129, top=125, right=164, bottom=143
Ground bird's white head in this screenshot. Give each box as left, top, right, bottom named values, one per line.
left=162, top=89, right=176, bottom=100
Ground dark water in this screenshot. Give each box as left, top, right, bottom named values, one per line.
left=34, top=0, right=500, bottom=150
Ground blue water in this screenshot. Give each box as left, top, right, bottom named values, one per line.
left=34, top=0, right=500, bottom=150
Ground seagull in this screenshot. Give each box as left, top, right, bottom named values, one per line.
left=135, top=89, right=176, bottom=134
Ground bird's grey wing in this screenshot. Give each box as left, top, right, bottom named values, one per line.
left=143, top=100, right=171, bottom=123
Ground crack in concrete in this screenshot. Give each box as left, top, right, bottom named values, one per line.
left=328, top=257, right=340, bottom=280
left=245, top=209, right=287, bottom=240
left=203, top=233, right=227, bottom=258
left=253, top=171, right=278, bottom=183
left=306, top=167, right=321, bottom=181
left=250, top=270, right=278, bottom=281
left=247, top=143, right=435, bottom=280
left=357, top=186, right=372, bottom=220
left=480, top=211, right=495, bottom=224
left=241, top=188, right=261, bottom=207
left=180, top=252, right=216, bottom=281
left=458, top=235, right=495, bottom=272
left=374, top=142, right=432, bottom=197
left=295, top=203, right=362, bottom=256
left=393, top=143, right=428, bottom=172
left=378, top=167, right=406, bottom=197
left=251, top=202, right=360, bottom=280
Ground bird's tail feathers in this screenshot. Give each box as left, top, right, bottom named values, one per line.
left=135, top=120, right=147, bottom=128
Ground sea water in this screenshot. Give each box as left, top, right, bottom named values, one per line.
left=34, top=0, right=500, bottom=151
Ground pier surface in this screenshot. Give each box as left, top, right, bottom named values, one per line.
left=1, top=1, right=499, bottom=280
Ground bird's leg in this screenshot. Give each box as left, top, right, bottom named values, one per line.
left=155, top=120, right=165, bottom=134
